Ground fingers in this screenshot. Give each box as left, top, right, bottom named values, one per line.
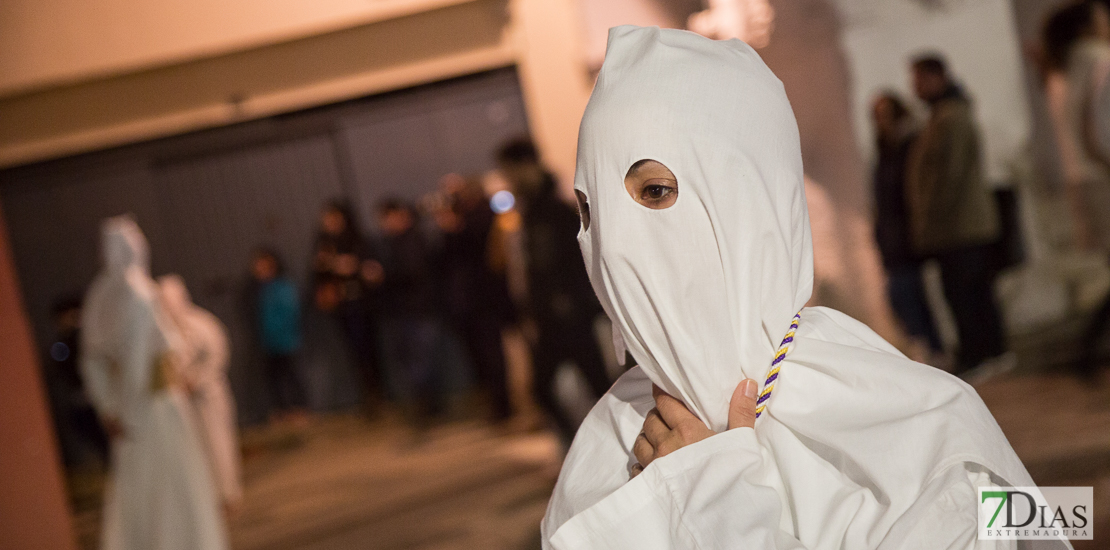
left=630, top=463, right=644, bottom=479
left=633, top=431, right=654, bottom=467
left=648, top=385, right=715, bottom=458
left=653, top=386, right=697, bottom=428
left=642, top=408, right=669, bottom=443
left=727, top=378, right=759, bottom=431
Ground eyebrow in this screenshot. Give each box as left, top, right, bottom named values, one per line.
left=627, top=158, right=654, bottom=177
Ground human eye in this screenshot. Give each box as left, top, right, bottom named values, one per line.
left=624, top=160, right=678, bottom=209
left=639, top=179, right=677, bottom=204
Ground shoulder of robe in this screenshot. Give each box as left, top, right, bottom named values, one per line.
left=791, top=306, right=1032, bottom=487
left=544, top=367, right=655, bottom=537
left=798, top=306, right=906, bottom=358
left=792, top=306, right=988, bottom=420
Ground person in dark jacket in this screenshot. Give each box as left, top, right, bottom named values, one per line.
left=871, top=92, right=942, bottom=359
left=436, top=174, right=516, bottom=422
left=905, top=55, right=1007, bottom=374
left=311, top=200, right=385, bottom=411
left=378, top=199, right=443, bottom=424
left=497, top=138, right=612, bottom=443
left=44, top=296, right=109, bottom=468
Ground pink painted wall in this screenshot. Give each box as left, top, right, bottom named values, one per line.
left=0, top=200, right=77, bottom=550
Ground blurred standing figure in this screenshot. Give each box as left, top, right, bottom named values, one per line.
left=80, top=216, right=227, bottom=550
left=312, top=201, right=385, bottom=411
left=1043, top=1, right=1110, bottom=378
left=45, top=296, right=109, bottom=469
left=435, top=174, right=515, bottom=422
left=159, top=275, right=243, bottom=516
left=497, top=139, right=611, bottom=443
left=871, top=93, right=943, bottom=362
left=250, top=249, right=308, bottom=423
left=906, top=55, right=1007, bottom=375
left=378, top=199, right=443, bottom=424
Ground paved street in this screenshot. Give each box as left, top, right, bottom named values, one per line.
left=229, top=417, right=557, bottom=550
left=70, top=365, right=1110, bottom=549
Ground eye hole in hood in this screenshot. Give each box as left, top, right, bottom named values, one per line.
left=575, top=189, right=592, bottom=231
left=624, top=159, right=678, bottom=210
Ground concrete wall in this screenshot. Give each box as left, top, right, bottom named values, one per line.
left=0, top=199, right=76, bottom=550
left=836, top=0, right=1031, bottom=185
left=0, top=0, right=592, bottom=190
left=0, top=0, right=478, bottom=96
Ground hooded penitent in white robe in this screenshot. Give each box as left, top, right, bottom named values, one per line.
left=80, top=216, right=228, bottom=550
left=159, top=274, right=243, bottom=508
left=542, top=26, right=1067, bottom=549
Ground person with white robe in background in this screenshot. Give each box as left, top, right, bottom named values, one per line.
left=542, top=26, right=1067, bottom=549
left=80, top=215, right=228, bottom=550
left=159, top=274, right=243, bottom=516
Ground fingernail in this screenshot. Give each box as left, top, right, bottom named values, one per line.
left=743, top=379, right=757, bottom=399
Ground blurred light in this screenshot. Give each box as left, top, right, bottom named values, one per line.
left=51, top=341, right=70, bottom=362
left=491, top=190, right=515, bottom=213
left=497, top=210, right=522, bottom=232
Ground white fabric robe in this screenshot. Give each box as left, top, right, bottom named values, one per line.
left=543, top=26, right=1069, bottom=549
left=160, top=274, right=243, bottom=507
left=80, top=216, right=228, bottom=550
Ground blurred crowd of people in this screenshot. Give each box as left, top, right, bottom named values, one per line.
left=45, top=136, right=619, bottom=472
left=240, top=138, right=615, bottom=439
left=41, top=138, right=617, bottom=547
left=870, top=54, right=1011, bottom=377
left=870, top=0, right=1110, bottom=381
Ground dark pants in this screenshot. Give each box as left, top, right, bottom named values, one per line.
left=384, top=317, right=442, bottom=419
left=266, top=353, right=307, bottom=412
left=338, top=300, right=383, bottom=405
left=936, top=244, right=1006, bottom=372
left=1079, top=255, right=1110, bottom=378
left=55, top=401, right=110, bottom=468
left=886, top=264, right=942, bottom=352
left=532, top=319, right=611, bottom=442
left=456, top=315, right=511, bottom=421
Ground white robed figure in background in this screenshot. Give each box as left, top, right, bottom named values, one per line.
left=159, top=274, right=243, bottom=514
left=80, top=215, right=228, bottom=550
left=543, top=26, right=1068, bottom=549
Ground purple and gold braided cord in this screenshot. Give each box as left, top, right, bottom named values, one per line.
left=754, top=311, right=801, bottom=419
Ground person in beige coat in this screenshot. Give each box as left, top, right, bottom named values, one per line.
left=905, top=54, right=1007, bottom=375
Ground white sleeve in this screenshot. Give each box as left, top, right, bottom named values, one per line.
left=125, top=300, right=173, bottom=405
left=192, top=312, right=230, bottom=387
left=878, top=465, right=1072, bottom=550
left=203, top=316, right=231, bottom=382
left=78, top=347, right=120, bottom=420
left=650, top=428, right=807, bottom=550
left=549, top=428, right=806, bottom=550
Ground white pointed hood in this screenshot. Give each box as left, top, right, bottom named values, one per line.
left=575, top=25, right=811, bottom=432
left=82, top=216, right=159, bottom=354
left=102, top=215, right=150, bottom=275
left=545, top=27, right=1045, bottom=549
